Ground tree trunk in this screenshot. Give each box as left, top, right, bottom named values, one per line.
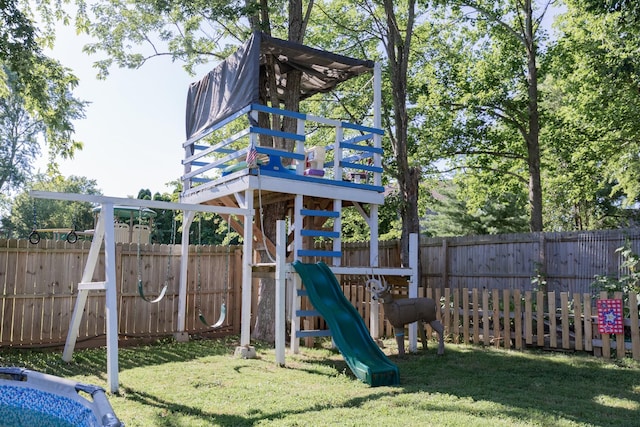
left=251, top=0, right=309, bottom=344
left=383, top=0, right=418, bottom=266
left=524, top=0, right=543, bottom=232
left=251, top=200, right=288, bottom=344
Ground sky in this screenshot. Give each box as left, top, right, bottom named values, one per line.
left=38, top=24, right=212, bottom=198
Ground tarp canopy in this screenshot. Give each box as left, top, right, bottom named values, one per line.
left=185, top=32, right=375, bottom=142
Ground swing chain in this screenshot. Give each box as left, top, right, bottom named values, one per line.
left=29, top=200, right=40, bottom=244
left=164, top=212, right=177, bottom=286
left=137, top=209, right=143, bottom=286
left=222, top=219, right=231, bottom=304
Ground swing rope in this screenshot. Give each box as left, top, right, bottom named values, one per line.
left=197, top=216, right=230, bottom=329
left=137, top=208, right=170, bottom=304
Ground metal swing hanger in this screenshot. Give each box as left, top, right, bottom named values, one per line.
left=137, top=207, right=170, bottom=304
left=197, top=215, right=230, bottom=329
left=28, top=199, right=79, bottom=245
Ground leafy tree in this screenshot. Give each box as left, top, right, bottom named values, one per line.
left=421, top=0, right=553, bottom=232
left=0, top=67, right=43, bottom=193
left=1, top=175, right=100, bottom=239
left=1, top=1, right=86, bottom=176
left=580, top=0, right=640, bottom=23
left=541, top=3, right=640, bottom=228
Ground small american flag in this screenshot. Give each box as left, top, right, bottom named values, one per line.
left=246, top=143, right=258, bottom=168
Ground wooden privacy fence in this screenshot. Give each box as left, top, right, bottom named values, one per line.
left=341, top=229, right=640, bottom=295
left=421, top=229, right=640, bottom=295
left=2, top=228, right=640, bottom=362
left=0, top=239, right=243, bottom=347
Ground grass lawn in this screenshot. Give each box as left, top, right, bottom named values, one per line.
left=1, top=336, right=639, bottom=426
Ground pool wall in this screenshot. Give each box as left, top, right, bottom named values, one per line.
left=0, top=367, right=123, bottom=427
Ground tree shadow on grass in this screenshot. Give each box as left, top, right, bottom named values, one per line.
left=119, top=384, right=392, bottom=427
left=394, top=345, right=640, bottom=427
left=0, top=335, right=252, bottom=382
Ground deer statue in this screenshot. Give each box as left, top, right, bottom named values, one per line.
left=367, top=276, right=445, bottom=356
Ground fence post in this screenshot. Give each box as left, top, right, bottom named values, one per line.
left=600, top=291, right=610, bottom=359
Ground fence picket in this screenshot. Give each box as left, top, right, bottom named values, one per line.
left=536, top=292, right=545, bottom=346
left=584, top=294, right=593, bottom=352
left=574, top=293, right=583, bottom=351
left=615, top=291, right=625, bottom=358
left=492, top=289, right=500, bottom=348
left=561, top=292, right=570, bottom=349
left=514, top=289, right=522, bottom=350
left=630, top=293, right=639, bottom=359
left=548, top=292, right=557, bottom=348
left=460, top=289, right=467, bottom=344
left=472, top=289, right=479, bottom=345
left=482, top=289, right=490, bottom=346
left=504, top=289, right=511, bottom=349
left=525, top=291, right=533, bottom=345
left=600, top=291, right=610, bottom=359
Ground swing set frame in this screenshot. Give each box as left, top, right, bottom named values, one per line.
left=29, top=191, right=253, bottom=394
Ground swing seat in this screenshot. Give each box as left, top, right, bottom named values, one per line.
left=138, top=280, right=169, bottom=304
left=199, top=303, right=227, bottom=329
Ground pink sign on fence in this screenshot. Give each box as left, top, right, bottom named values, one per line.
left=597, top=299, right=624, bottom=334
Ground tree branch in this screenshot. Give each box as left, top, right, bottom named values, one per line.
left=439, top=164, right=529, bottom=184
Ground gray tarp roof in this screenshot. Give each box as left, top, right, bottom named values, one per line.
left=185, top=32, right=375, bottom=142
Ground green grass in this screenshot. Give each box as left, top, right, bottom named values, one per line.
left=1, top=336, right=639, bottom=426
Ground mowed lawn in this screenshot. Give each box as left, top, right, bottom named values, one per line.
left=1, top=336, right=639, bottom=426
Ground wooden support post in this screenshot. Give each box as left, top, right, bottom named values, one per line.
left=275, top=220, right=286, bottom=366
left=176, top=210, right=195, bottom=340
left=408, top=233, right=418, bottom=352
left=102, top=202, right=119, bottom=393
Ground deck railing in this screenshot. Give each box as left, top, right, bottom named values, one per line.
left=181, top=104, right=384, bottom=194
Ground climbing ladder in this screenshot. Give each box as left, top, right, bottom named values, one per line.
left=290, top=195, right=342, bottom=352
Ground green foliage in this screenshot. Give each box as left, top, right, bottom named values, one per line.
left=423, top=179, right=529, bottom=236
left=77, top=0, right=260, bottom=77
left=0, top=1, right=86, bottom=170
left=541, top=4, right=640, bottom=230
left=0, top=62, right=86, bottom=195
left=0, top=67, right=43, bottom=193
left=592, top=240, right=640, bottom=295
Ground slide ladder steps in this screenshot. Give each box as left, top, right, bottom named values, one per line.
left=297, top=207, right=342, bottom=259
left=293, top=288, right=332, bottom=340
left=291, top=200, right=342, bottom=347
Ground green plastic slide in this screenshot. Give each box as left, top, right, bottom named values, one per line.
left=292, top=261, right=400, bottom=386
